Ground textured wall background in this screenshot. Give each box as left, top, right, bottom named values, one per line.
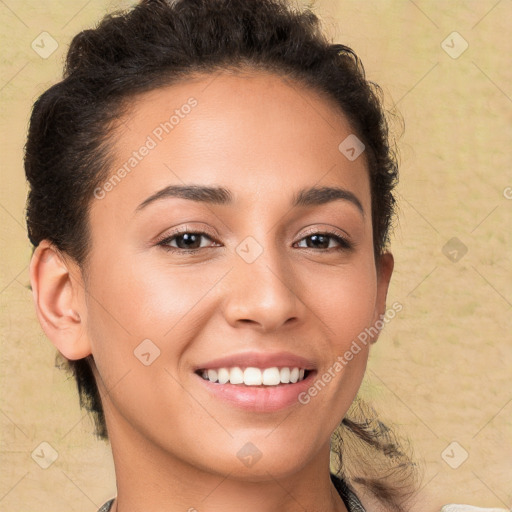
left=0, top=1, right=510, bottom=510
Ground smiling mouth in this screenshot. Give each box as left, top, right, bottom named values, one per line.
left=195, top=366, right=312, bottom=386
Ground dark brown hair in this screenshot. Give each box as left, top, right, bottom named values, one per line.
left=24, top=0, right=416, bottom=509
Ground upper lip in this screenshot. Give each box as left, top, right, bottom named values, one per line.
left=193, top=351, right=317, bottom=371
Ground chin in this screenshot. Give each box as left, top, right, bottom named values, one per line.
left=203, top=440, right=316, bottom=481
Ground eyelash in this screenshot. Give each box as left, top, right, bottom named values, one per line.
left=155, top=228, right=352, bottom=254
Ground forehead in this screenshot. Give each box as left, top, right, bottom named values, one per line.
left=94, top=70, right=371, bottom=220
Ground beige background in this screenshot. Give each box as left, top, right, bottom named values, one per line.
left=1, top=1, right=511, bottom=511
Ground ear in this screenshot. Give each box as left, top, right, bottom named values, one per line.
left=369, top=252, right=394, bottom=345
left=29, top=240, right=92, bottom=360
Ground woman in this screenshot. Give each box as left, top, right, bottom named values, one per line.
left=25, top=0, right=420, bottom=510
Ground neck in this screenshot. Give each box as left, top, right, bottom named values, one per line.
left=105, top=416, right=349, bottom=512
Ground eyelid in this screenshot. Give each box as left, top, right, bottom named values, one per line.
left=298, top=225, right=350, bottom=242
left=154, top=224, right=219, bottom=245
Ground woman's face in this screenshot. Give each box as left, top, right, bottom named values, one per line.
left=79, top=70, right=392, bottom=479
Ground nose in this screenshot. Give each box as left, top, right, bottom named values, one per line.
left=221, top=241, right=305, bottom=332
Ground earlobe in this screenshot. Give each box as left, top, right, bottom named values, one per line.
left=369, top=252, right=394, bottom=345
left=29, top=240, right=92, bottom=360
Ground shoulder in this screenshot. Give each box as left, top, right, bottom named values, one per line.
left=97, top=498, right=115, bottom=512
left=330, top=472, right=367, bottom=512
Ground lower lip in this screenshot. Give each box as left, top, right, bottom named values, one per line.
left=194, top=371, right=317, bottom=412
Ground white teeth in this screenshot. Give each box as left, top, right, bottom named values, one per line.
left=280, top=367, right=290, bottom=383
left=262, top=367, right=281, bottom=385
left=217, top=367, right=230, bottom=384
left=229, top=367, right=244, bottom=384
left=244, top=367, right=262, bottom=385
left=199, top=366, right=308, bottom=385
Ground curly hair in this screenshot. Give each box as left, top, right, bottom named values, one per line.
left=24, top=0, right=416, bottom=509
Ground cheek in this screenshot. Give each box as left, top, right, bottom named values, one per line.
left=301, top=260, right=377, bottom=405
left=84, top=252, right=225, bottom=371
left=310, top=262, right=378, bottom=346
left=87, top=253, right=192, bottom=334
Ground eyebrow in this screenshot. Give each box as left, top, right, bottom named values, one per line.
left=135, top=184, right=364, bottom=216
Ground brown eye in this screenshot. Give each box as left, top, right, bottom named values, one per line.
left=296, top=232, right=352, bottom=251
left=157, top=231, right=218, bottom=253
